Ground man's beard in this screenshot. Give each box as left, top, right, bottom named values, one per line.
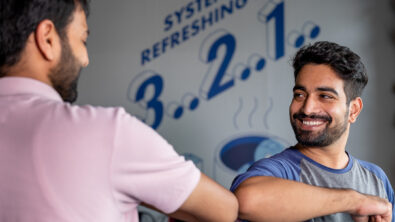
left=291, top=111, right=348, bottom=147
left=48, top=37, right=82, bottom=103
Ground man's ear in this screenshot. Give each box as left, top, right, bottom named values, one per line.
left=35, top=19, right=60, bottom=61
left=349, top=97, right=363, bottom=123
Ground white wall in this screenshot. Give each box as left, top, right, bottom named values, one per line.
left=77, top=0, right=395, bottom=188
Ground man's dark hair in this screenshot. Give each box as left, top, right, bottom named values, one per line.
left=292, top=41, right=368, bottom=103
left=0, top=0, right=90, bottom=76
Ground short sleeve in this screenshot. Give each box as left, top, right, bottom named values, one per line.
left=110, top=108, right=200, bottom=214
left=230, top=157, right=286, bottom=192
left=230, top=149, right=301, bottom=192
left=358, top=159, right=395, bottom=219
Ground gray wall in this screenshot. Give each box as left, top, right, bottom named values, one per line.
left=76, top=0, right=395, bottom=187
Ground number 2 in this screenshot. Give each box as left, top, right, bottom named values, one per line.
left=199, top=30, right=236, bottom=100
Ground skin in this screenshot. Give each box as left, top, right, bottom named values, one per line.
left=3, top=5, right=238, bottom=222
left=290, top=64, right=357, bottom=169
left=5, top=6, right=89, bottom=86
left=234, top=64, right=392, bottom=221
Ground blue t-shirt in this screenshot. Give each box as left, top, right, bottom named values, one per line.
left=231, top=147, right=395, bottom=221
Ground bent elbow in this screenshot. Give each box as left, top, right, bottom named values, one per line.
left=227, top=193, right=239, bottom=222
left=234, top=185, right=273, bottom=221
left=216, top=189, right=239, bottom=222
left=235, top=186, right=256, bottom=219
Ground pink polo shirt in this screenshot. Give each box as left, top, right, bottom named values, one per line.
left=0, top=77, right=200, bottom=222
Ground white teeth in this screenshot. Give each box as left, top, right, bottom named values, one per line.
left=303, top=121, right=323, bottom=126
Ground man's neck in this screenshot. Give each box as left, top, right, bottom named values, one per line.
left=295, top=131, right=350, bottom=169
left=3, top=33, right=54, bottom=87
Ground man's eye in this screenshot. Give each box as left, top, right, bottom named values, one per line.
left=293, top=93, right=303, bottom=98
left=320, top=94, right=334, bottom=99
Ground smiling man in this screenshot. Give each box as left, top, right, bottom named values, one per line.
left=0, top=0, right=238, bottom=221
left=231, top=41, right=394, bottom=221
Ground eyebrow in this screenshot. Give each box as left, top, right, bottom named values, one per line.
left=293, top=85, right=305, bottom=92
left=317, top=87, right=339, bottom=96
left=293, top=85, right=339, bottom=96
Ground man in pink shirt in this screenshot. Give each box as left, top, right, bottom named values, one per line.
left=0, top=0, right=238, bottom=221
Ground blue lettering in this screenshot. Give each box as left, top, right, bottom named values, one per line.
left=204, top=0, right=214, bottom=8
left=152, top=42, right=160, bottom=58
left=201, top=11, right=213, bottom=31
left=221, top=0, right=233, bottom=19
left=195, top=0, right=202, bottom=12
left=191, top=19, right=200, bottom=36
left=171, top=32, right=180, bottom=48
left=185, top=2, right=195, bottom=19
left=236, top=0, right=248, bottom=9
left=214, top=7, right=219, bottom=22
left=143, top=0, right=249, bottom=66
left=182, top=25, right=189, bottom=41
left=164, top=14, right=173, bottom=32
left=162, top=37, right=169, bottom=54
left=174, top=6, right=185, bottom=24
left=141, top=49, right=151, bottom=66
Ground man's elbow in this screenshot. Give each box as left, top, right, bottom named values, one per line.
left=214, top=189, right=239, bottom=222
left=234, top=185, right=271, bottom=220
left=235, top=186, right=256, bottom=219
left=226, top=192, right=239, bottom=222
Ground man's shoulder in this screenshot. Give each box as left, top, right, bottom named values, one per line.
left=354, top=158, right=386, bottom=176
left=52, top=102, right=129, bottom=122
left=230, top=147, right=302, bottom=191
left=353, top=157, right=394, bottom=205
left=353, top=158, right=389, bottom=182
left=255, top=147, right=302, bottom=165
left=45, top=102, right=142, bottom=132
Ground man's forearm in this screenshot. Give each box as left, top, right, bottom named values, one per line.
left=174, top=173, right=238, bottom=222
left=143, top=173, right=238, bottom=222
left=234, top=176, right=391, bottom=222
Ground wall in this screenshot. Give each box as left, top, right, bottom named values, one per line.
left=76, top=0, right=395, bottom=189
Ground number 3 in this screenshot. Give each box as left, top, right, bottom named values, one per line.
left=128, top=70, right=164, bottom=129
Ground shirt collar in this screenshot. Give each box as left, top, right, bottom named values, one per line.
left=290, top=147, right=354, bottom=174
left=0, top=76, right=63, bottom=101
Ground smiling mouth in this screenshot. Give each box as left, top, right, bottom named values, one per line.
left=302, top=120, right=325, bottom=126
left=293, top=113, right=332, bottom=127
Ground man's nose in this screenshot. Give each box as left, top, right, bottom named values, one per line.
left=80, top=49, right=89, bottom=67
left=301, top=96, right=319, bottom=115
left=82, top=54, right=89, bottom=67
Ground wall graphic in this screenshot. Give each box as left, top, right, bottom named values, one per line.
left=78, top=0, right=395, bottom=190
left=125, top=0, right=320, bottom=187
left=78, top=0, right=395, bottom=220
left=128, top=0, right=319, bottom=131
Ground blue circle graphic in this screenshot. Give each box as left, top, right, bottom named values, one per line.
left=219, top=136, right=284, bottom=173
